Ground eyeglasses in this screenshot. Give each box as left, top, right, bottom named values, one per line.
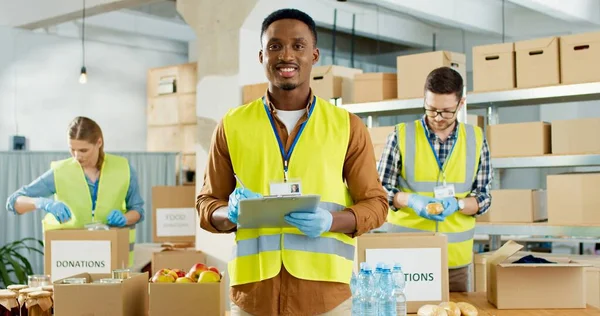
left=424, top=101, right=460, bottom=119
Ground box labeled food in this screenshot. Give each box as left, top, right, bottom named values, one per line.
left=310, top=65, right=363, bottom=102
left=560, top=31, right=600, bottom=84
left=515, top=37, right=560, bottom=88
left=352, top=73, right=397, bottom=103
left=477, top=189, right=547, bottom=223
left=396, top=51, right=466, bottom=99
left=152, top=186, right=197, bottom=244
left=547, top=172, right=600, bottom=225
left=357, top=233, right=449, bottom=313
left=551, top=117, right=600, bottom=155
left=472, top=42, right=515, bottom=92
left=53, top=272, right=149, bottom=316
left=487, top=122, right=550, bottom=157
left=44, top=228, right=130, bottom=282
left=487, top=241, right=587, bottom=309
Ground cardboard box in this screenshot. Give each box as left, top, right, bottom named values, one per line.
left=357, top=233, right=449, bottom=313
left=149, top=278, right=226, bottom=316
left=585, top=265, right=600, bottom=309
left=487, top=122, right=551, bottom=157
left=474, top=252, right=491, bottom=292
left=396, top=51, right=466, bottom=99
left=151, top=248, right=206, bottom=275
left=515, top=37, right=560, bottom=88
left=547, top=172, right=600, bottom=225
left=466, top=114, right=485, bottom=130
left=44, top=228, right=130, bottom=282
left=148, top=62, right=197, bottom=97
left=473, top=42, right=516, bottom=92
left=368, top=126, right=395, bottom=162
left=310, top=65, right=363, bottom=102
left=152, top=186, right=197, bottom=244
left=352, top=73, right=397, bottom=103
left=487, top=241, right=587, bottom=309
left=551, top=118, right=600, bottom=155
left=477, top=189, right=547, bottom=223
left=54, top=272, right=149, bottom=316
left=560, top=31, right=600, bottom=84
left=242, top=82, right=268, bottom=104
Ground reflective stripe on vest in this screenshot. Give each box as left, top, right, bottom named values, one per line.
left=224, top=96, right=355, bottom=286
left=399, top=121, right=477, bottom=193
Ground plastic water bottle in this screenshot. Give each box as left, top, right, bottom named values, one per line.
left=373, top=262, right=384, bottom=314
left=351, top=270, right=360, bottom=316
left=393, top=263, right=407, bottom=316
left=359, top=263, right=377, bottom=316
left=378, top=264, right=397, bottom=316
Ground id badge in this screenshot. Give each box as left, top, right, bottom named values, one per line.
left=270, top=180, right=302, bottom=196
left=434, top=184, right=455, bottom=199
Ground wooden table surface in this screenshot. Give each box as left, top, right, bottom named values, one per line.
left=438, top=292, right=600, bottom=316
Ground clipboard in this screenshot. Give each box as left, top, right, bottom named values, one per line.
left=237, top=194, right=321, bottom=229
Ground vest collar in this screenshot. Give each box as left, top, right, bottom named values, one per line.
left=421, top=115, right=459, bottom=143
left=264, top=89, right=315, bottom=115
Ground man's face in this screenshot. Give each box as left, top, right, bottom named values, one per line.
left=259, top=19, right=319, bottom=91
left=424, top=90, right=464, bottom=132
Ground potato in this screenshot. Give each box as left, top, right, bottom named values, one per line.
left=426, top=202, right=444, bottom=215
left=418, top=304, right=449, bottom=316
left=439, top=301, right=461, bottom=316
left=457, top=302, right=478, bottom=316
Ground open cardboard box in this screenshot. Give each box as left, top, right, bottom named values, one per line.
left=53, top=272, right=149, bottom=316
left=149, top=273, right=226, bottom=316
left=487, top=240, right=589, bottom=309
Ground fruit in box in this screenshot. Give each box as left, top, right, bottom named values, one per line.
left=197, top=270, right=220, bottom=283
left=151, top=269, right=178, bottom=283
left=207, top=266, right=220, bottom=277
left=186, top=263, right=208, bottom=282
left=175, top=277, right=194, bottom=283
left=172, top=269, right=187, bottom=278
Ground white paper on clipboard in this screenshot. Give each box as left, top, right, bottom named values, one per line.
left=237, top=194, right=321, bottom=229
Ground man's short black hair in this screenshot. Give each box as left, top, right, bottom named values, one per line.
left=424, top=67, right=464, bottom=99
left=261, top=8, right=318, bottom=45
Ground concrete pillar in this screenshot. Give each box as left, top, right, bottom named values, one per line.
left=176, top=0, right=293, bottom=309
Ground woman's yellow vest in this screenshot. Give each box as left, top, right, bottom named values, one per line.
left=387, top=120, right=483, bottom=268
left=223, top=96, right=355, bottom=286
left=43, top=154, right=136, bottom=267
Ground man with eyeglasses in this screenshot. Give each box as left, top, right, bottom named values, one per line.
left=377, top=66, right=492, bottom=292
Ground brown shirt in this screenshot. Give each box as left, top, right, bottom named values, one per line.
left=196, top=92, right=388, bottom=316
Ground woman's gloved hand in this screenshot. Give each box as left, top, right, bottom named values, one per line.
left=35, top=198, right=72, bottom=223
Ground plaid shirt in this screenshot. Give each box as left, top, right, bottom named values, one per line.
left=377, top=116, right=493, bottom=215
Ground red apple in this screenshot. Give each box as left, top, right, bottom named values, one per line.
left=175, top=276, right=194, bottom=283
left=187, top=263, right=208, bottom=282
left=151, top=269, right=177, bottom=283
left=207, top=266, right=220, bottom=278
left=197, top=270, right=220, bottom=283
left=172, top=269, right=186, bottom=278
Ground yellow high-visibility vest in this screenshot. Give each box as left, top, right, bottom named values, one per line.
left=44, top=154, right=136, bottom=267
left=387, top=119, right=483, bottom=268
left=224, top=96, right=355, bottom=286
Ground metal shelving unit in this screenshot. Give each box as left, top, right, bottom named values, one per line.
left=347, top=82, right=600, bottom=251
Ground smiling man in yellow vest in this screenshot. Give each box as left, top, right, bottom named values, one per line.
left=377, top=67, right=493, bottom=292
left=196, top=8, right=388, bottom=316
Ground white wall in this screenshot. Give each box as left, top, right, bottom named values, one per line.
left=0, top=25, right=188, bottom=151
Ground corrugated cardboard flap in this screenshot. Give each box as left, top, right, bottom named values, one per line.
left=515, top=36, right=557, bottom=51
left=499, top=262, right=591, bottom=268
left=473, top=42, right=514, bottom=56
left=562, top=31, right=600, bottom=46
left=443, top=51, right=466, bottom=64
left=487, top=240, right=524, bottom=265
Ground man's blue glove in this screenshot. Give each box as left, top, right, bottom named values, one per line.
left=228, top=188, right=262, bottom=224
left=284, top=208, right=333, bottom=238
left=439, top=197, right=460, bottom=219
left=107, top=210, right=127, bottom=227
left=407, top=194, right=444, bottom=221
left=35, top=198, right=72, bottom=223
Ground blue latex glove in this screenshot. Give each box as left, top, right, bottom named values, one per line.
left=107, top=210, right=127, bottom=227
left=439, top=197, right=460, bottom=219
left=407, top=194, right=444, bottom=221
left=284, top=208, right=333, bottom=238
left=228, top=188, right=262, bottom=224
left=35, top=198, right=72, bottom=223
